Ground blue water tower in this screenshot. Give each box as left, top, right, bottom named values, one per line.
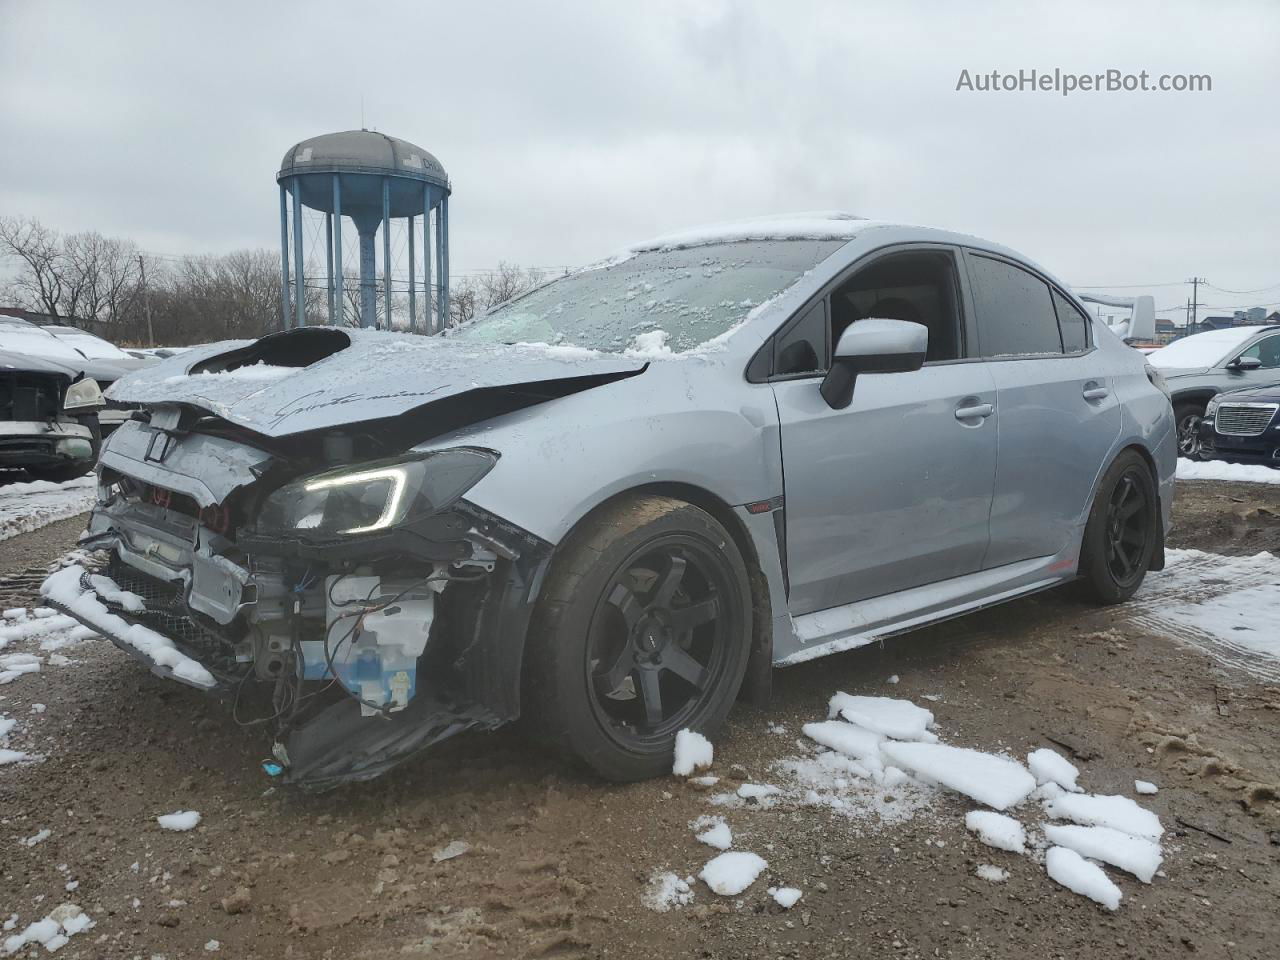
left=276, top=130, right=450, bottom=331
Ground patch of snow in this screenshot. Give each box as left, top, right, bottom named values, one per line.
left=1027, top=748, right=1082, bottom=793
left=431, top=840, right=471, bottom=862
left=1, top=903, right=93, bottom=955
left=699, top=851, right=767, bottom=896
left=1134, top=780, right=1159, bottom=795
left=18, top=828, right=51, bottom=847
left=156, top=810, right=201, bottom=832
left=1045, top=793, right=1162, bottom=841
left=1044, top=846, right=1122, bottom=910
left=0, top=476, right=96, bottom=544
left=975, top=864, right=1009, bottom=883
left=768, top=886, right=802, bottom=908
left=631, top=212, right=868, bottom=252
left=692, top=816, right=732, bottom=851
left=801, top=720, right=885, bottom=777
left=1176, top=458, right=1280, bottom=484
left=643, top=871, right=693, bottom=912
left=204, top=940, right=221, bottom=952
left=886, top=674, right=900, bottom=684
left=672, top=729, right=713, bottom=776
left=688, top=775, right=719, bottom=788
left=828, top=693, right=936, bottom=742
left=40, top=566, right=215, bottom=688
left=1042, top=823, right=1162, bottom=883
left=881, top=741, right=1036, bottom=811
left=0, top=748, right=33, bottom=766
left=964, top=811, right=1027, bottom=853
left=737, top=783, right=781, bottom=801
left=0, top=717, right=14, bottom=739
left=1146, top=326, right=1266, bottom=370
left=0, top=652, right=41, bottom=685
left=624, top=329, right=674, bottom=358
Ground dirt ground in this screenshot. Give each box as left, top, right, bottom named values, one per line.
left=2, top=482, right=1278, bottom=959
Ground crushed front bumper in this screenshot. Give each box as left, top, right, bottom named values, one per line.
left=0, top=419, right=95, bottom=469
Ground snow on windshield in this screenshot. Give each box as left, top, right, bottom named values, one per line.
left=451, top=239, right=844, bottom=354
left=0, top=321, right=87, bottom=363
left=49, top=330, right=130, bottom=360
left=1147, top=327, right=1261, bottom=369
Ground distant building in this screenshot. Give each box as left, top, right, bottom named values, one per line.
left=1154, top=318, right=1180, bottom=344
left=1266, top=310, right=1280, bottom=325
left=1198, top=315, right=1236, bottom=332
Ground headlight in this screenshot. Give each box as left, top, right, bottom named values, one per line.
left=1205, top=395, right=1221, bottom=416
left=64, top=377, right=104, bottom=412
left=253, top=447, right=498, bottom=539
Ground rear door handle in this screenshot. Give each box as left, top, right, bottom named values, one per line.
left=1082, top=385, right=1110, bottom=401
left=955, top=402, right=994, bottom=421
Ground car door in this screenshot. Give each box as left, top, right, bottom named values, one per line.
left=769, top=245, right=999, bottom=616
left=962, top=251, right=1122, bottom=569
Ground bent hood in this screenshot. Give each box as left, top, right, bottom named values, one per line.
left=105, top=327, right=648, bottom=438
left=0, top=348, right=80, bottom=379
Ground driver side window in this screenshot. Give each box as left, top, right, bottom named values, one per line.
left=1237, top=334, right=1280, bottom=369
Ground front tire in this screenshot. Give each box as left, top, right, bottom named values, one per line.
left=1078, top=450, right=1158, bottom=605
left=1174, top=401, right=1205, bottom=460
left=525, top=495, right=752, bottom=781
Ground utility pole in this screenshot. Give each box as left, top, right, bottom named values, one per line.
left=137, top=254, right=155, bottom=347
left=1186, top=276, right=1205, bottom=332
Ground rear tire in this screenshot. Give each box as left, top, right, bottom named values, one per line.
left=1174, top=401, right=1205, bottom=460
left=525, top=495, right=752, bottom=781
left=1078, top=450, right=1158, bottom=605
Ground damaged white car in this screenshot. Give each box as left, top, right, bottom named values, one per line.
left=42, top=215, right=1176, bottom=789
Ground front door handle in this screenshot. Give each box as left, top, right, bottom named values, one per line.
left=1082, top=385, right=1110, bottom=402
left=955, top=402, right=994, bottom=421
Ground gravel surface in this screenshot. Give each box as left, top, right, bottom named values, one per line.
left=1, top=485, right=1277, bottom=959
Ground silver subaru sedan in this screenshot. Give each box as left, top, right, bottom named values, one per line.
left=45, top=214, right=1177, bottom=788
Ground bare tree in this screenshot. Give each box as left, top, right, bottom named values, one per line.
left=0, top=216, right=67, bottom=318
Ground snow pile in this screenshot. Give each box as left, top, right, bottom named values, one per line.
left=800, top=720, right=884, bottom=777
left=736, top=783, right=781, bottom=802
left=692, top=816, right=732, bottom=851
left=40, top=566, right=215, bottom=688
left=1045, top=846, right=1122, bottom=910
left=699, top=851, right=767, bottom=896
left=156, top=810, right=201, bottom=832
left=624, top=329, right=674, bottom=358
left=828, top=693, right=937, bottom=742
left=642, top=872, right=694, bottom=912
left=1027, top=748, right=1081, bottom=792
left=0, top=476, right=96, bottom=543
left=1, top=903, right=94, bottom=955
left=1044, top=793, right=1163, bottom=842
left=964, top=811, right=1026, bottom=853
left=1042, top=824, right=1163, bottom=883
left=768, top=886, right=802, bottom=909
left=672, top=729, right=713, bottom=776
left=1176, top=458, right=1280, bottom=484
left=881, top=742, right=1036, bottom=811
left=0, top=653, right=41, bottom=685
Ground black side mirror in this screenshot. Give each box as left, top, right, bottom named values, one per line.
left=1228, top=355, right=1263, bottom=371
left=820, top=319, right=929, bottom=409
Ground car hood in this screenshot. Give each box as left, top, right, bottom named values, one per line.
left=106, top=326, right=649, bottom=438
left=1214, top=383, right=1280, bottom=403
left=0, top=348, right=80, bottom=379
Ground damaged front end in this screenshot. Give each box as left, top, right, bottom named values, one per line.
left=43, top=406, right=551, bottom=791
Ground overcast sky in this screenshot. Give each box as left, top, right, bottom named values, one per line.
left=2, top=0, right=1277, bottom=323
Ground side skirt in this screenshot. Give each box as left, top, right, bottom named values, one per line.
left=776, top=551, right=1076, bottom=667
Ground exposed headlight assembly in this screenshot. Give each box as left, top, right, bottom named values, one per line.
left=254, top=447, right=498, bottom=539
left=1204, top=394, right=1221, bottom=416
left=64, top=377, right=105, bottom=412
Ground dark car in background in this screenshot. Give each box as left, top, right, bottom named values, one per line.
left=1146, top=325, right=1280, bottom=458
left=0, top=348, right=105, bottom=480
left=1198, top=382, right=1280, bottom=467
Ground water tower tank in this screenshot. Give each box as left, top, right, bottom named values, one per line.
left=276, top=130, right=451, bottom=331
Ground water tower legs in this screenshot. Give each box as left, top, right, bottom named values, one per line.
left=358, top=226, right=377, bottom=328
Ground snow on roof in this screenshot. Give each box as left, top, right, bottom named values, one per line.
left=1146, top=325, right=1266, bottom=369
left=629, top=211, right=870, bottom=252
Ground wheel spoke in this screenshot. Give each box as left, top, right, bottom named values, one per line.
left=636, top=667, right=664, bottom=726
left=661, top=645, right=708, bottom=689
left=1119, top=496, right=1144, bottom=521
left=667, top=597, right=719, bottom=634
left=652, top=554, right=687, bottom=608
left=607, top=583, right=644, bottom=630
left=593, top=645, right=636, bottom=697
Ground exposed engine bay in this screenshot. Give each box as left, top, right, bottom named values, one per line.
left=41, top=393, right=555, bottom=791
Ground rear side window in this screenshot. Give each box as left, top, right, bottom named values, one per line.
left=1051, top=289, right=1091, bottom=353
left=968, top=254, right=1062, bottom=357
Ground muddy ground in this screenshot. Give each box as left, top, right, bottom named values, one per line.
left=2, top=481, right=1278, bottom=959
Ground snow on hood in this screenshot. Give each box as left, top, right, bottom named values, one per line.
left=1147, top=326, right=1264, bottom=370
left=105, top=327, right=648, bottom=437
left=629, top=212, right=870, bottom=252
